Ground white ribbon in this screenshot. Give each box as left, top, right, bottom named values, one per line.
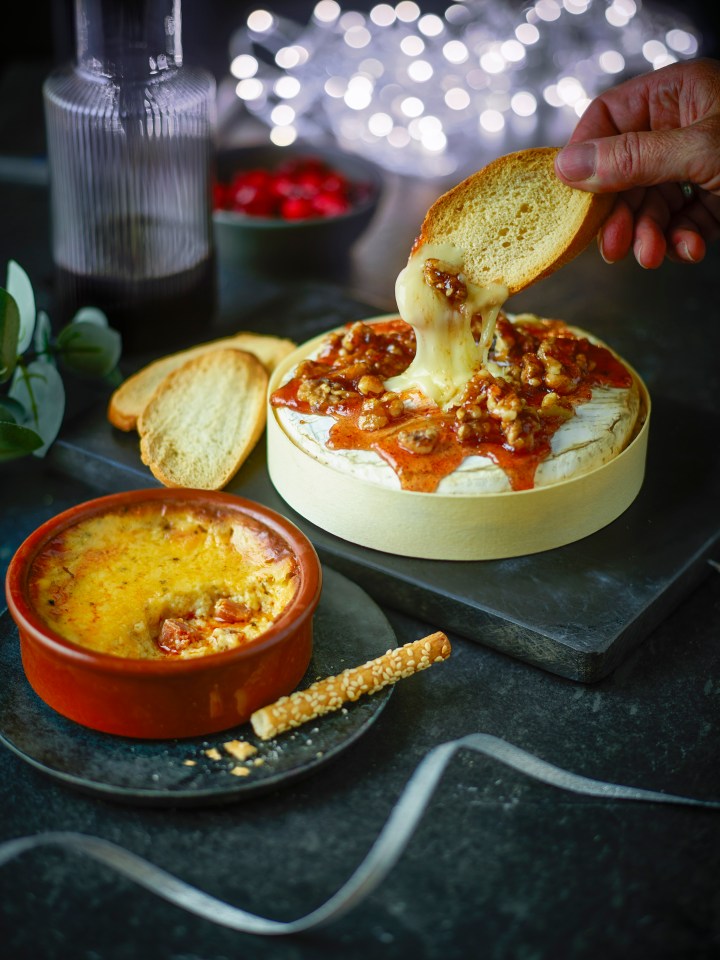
left=1, top=733, right=717, bottom=936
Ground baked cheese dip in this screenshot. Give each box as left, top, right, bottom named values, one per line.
left=270, top=251, right=640, bottom=495
left=29, top=501, right=299, bottom=659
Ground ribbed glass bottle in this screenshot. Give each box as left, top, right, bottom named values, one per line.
left=43, top=0, right=216, bottom=352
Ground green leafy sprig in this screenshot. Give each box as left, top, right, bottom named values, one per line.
left=0, top=260, right=122, bottom=461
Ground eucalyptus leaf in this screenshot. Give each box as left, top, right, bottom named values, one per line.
left=0, top=421, right=43, bottom=461
left=0, top=396, right=26, bottom=423
left=57, top=320, right=122, bottom=377
left=6, top=260, right=36, bottom=354
left=72, top=306, right=109, bottom=328
left=9, top=360, right=65, bottom=457
left=33, top=310, right=54, bottom=361
left=104, top=366, right=124, bottom=388
left=0, top=288, right=20, bottom=383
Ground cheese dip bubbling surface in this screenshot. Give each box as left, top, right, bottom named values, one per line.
left=29, top=501, right=299, bottom=660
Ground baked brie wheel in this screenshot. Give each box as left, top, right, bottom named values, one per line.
left=267, top=313, right=649, bottom=561
left=268, top=148, right=650, bottom=561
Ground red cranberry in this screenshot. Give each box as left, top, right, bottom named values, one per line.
left=280, top=196, right=316, bottom=220
left=215, top=154, right=369, bottom=220
left=312, top=192, right=351, bottom=217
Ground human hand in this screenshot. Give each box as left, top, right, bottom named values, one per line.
left=554, top=57, right=720, bottom=268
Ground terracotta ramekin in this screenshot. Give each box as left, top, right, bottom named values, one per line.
left=5, top=489, right=321, bottom=740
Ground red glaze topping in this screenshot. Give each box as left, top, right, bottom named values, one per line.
left=271, top=315, right=633, bottom=492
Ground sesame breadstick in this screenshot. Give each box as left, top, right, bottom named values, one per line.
left=250, top=631, right=451, bottom=741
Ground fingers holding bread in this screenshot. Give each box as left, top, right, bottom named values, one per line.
left=414, top=146, right=614, bottom=295
left=138, top=348, right=268, bottom=490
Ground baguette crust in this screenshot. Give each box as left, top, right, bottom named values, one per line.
left=108, top=332, right=295, bottom=432
left=138, top=348, right=268, bottom=490
left=413, top=147, right=614, bottom=295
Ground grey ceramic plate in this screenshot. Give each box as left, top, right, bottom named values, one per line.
left=0, top=568, right=396, bottom=806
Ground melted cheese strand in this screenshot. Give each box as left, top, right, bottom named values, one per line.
left=387, top=242, right=508, bottom=408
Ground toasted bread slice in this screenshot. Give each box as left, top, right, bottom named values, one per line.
left=413, top=147, right=614, bottom=295
left=108, top=332, right=295, bottom=432
left=138, top=348, right=268, bottom=490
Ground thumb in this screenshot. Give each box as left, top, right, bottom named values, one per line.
left=555, top=127, right=707, bottom=193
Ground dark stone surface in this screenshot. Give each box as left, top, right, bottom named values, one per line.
left=2, top=457, right=720, bottom=960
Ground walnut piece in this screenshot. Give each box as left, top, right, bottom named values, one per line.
left=423, top=258, right=467, bottom=304
left=297, top=378, right=355, bottom=409
left=397, top=425, right=439, bottom=455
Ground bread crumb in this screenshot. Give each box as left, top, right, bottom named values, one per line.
left=230, top=765, right=251, bottom=777
left=223, top=739, right=258, bottom=761
left=204, top=748, right=222, bottom=760
left=182, top=759, right=197, bottom=767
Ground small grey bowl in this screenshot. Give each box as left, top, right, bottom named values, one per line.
left=213, top=142, right=384, bottom=272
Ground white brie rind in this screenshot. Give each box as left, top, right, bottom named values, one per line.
left=273, top=316, right=641, bottom=496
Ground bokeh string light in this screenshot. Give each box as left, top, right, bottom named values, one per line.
left=228, top=0, right=702, bottom=177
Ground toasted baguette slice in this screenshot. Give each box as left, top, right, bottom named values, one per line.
left=414, top=146, right=614, bottom=295
left=108, top=332, right=295, bottom=432
left=138, top=348, right=268, bottom=490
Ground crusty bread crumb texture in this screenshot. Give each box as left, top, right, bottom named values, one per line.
left=108, top=331, right=296, bottom=491
left=108, top=331, right=295, bottom=432
left=414, top=146, right=614, bottom=295
left=137, top=347, right=268, bottom=490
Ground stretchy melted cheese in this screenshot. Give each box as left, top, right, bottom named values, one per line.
left=29, top=502, right=299, bottom=659
left=389, top=242, right=508, bottom=406
left=270, top=238, right=641, bottom=495
left=271, top=311, right=640, bottom=494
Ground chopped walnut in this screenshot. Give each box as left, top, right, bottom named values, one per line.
left=358, top=398, right=389, bottom=431
left=297, top=378, right=355, bottom=409
left=504, top=420, right=523, bottom=446
left=319, top=332, right=343, bottom=355
left=538, top=340, right=579, bottom=394
left=540, top=392, right=574, bottom=420
left=380, top=391, right=404, bottom=418
left=457, top=420, right=492, bottom=442
left=520, top=353, right=545, bottom=388
left=337, top=360, right=372, bottom=382
left=576, top=351, right=590, bottom=372
left=357, top=374, right=385, bottom=396
left=358, top=390, right=404, bottom=431
left=486, top=383, right=523, bottom=422
left=424, top=258, right=467, bottom=304
left=341, top=322, right=373, bottom=354
left=295, top=358, right=331, bottom=380
left=455, top=403, right=485, bottom=423
left=502, top=408, right=540, bottom=451
left=397, top=425, right=439, bottom=455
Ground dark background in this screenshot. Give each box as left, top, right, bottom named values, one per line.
left=1, top=0, right=718, bottom=159
left=7, top=1, right=720, bottom=70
